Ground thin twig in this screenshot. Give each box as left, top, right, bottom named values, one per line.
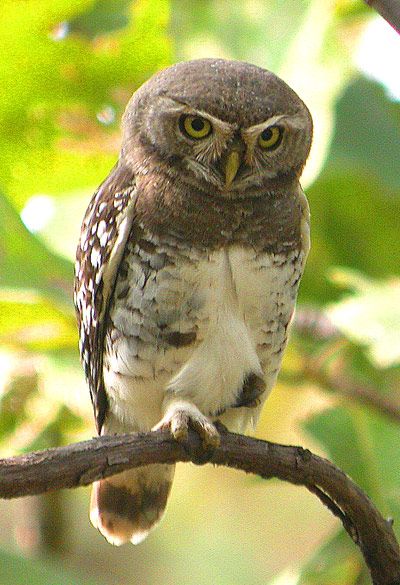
left=294, top=306, right=340, bottom=340
left=365, top=0, right=400, bottom=34
left=0, top=428, right=399, bottom=585
left=324, top=367, right=400, bottom=423
left=294, top=309, right=400, bottom=424
left=303, top=356, right=400, bottom=424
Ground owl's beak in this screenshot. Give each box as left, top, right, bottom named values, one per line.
left=224, top=150, right=241, bottom=188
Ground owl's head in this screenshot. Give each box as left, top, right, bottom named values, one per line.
left=122, top=59, right=312, bottom=196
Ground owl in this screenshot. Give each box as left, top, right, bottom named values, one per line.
left=74, top=58, right=312, bottom=545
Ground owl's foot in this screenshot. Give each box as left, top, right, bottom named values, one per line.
left=234, top=373, right=266, bottom=408
left=153, top=400, right=220, bottom=449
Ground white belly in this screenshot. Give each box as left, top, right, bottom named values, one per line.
left=165, top=247, right=302, bottom=419
left=104, top=244, right=304, bottom=433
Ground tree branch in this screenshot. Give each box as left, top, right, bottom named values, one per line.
left=0, top=428, right=400, bottom=584
left=365, top=0, right=400, bottom=34
left=302, top=355, right=400, bottom=425
left=294, top=308, right=400, bottom=424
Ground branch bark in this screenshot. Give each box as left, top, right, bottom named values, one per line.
left=0, top=428, right=400, bottom=584
left=365, top=0, right=400, bottom=33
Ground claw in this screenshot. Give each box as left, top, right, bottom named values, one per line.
left=153, top=401, right=220, bottom=449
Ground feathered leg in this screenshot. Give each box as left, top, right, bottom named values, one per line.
left=90, top=463, right=175, bottom=545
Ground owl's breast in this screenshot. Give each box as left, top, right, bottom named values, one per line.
left=105, top=226, right=305, bottom=424
left=163, top=245, right=304, bottom=414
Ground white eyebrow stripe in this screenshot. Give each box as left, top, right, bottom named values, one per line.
left=245, top=115, right=286, bottom=135
left=243, top=113, right=306, bottom=138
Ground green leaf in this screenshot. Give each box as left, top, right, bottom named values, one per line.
left=70, top=0, right=132, bottom=38
left=300, top=75, right=400, bottom=300
left=0, top=370, right=38, bottom=440
left=304, top=407, right=375, bottom=493
left=0, top=192, right=73, bottom=310
left=171, top=0, right=309, bottom=72
left=301, top=168, right=400, bottom=305
left=302, top=403, right=400, bottom=581
left=327, top=270, right=400, bottom=367
left=0, top=546, right=105, bottom=585
left=0, top=191, right=77, bottom=354
left=329, top=77, right=400, bottom=192
left=297, top=529, right=367, bottom=585
left=0, top=0, right=171, bottom=205
left=335, top=0, right=370, bottom=20
left=0, top=293, right=77, bottom=352
left=24, top=405, right=84, bottom=452
left=304, top=406, right=400, bottom=529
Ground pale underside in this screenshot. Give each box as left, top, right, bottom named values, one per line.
left=102, top=227, right=306, bottom=437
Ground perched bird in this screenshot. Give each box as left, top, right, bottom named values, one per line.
left=74, top=58, right=312, bottom=546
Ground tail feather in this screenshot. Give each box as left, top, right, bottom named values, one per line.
left=90, top=464, right=175, bottom=545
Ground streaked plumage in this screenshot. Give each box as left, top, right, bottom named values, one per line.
left=74, top=58, right=312, bottom=545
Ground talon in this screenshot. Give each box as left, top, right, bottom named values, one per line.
left=193, top=419, right=220, bottom=449
left=171, top=413, right=189, bottom=442
left=153, top=401, right=220, bottom=449
left=173, top=427, right=189, bottom=442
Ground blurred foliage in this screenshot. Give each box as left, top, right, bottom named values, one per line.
left=0, top=547, right=105, bottom=585
left=298, top=530, right=368, bottom=585
left=0, top=0, right=170, bottom=206
left=0, top=1, right=399, bottom=584
left=327, top=268, right=400, bottom=367
left=302, top=77, right=400, bottom=304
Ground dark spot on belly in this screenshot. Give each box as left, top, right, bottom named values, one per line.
left=164, top=331, right=196, bottom=348
left=117, top=285, right=130, bottom=300
left=234, top=373, right=266, bottom=408
left=118, top=261, right=129, bottom=279
left=138, top=238, right=157, bottom=254
left=257, top=342, right=272, bottom=351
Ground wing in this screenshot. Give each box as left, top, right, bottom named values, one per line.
left=74, top=161, right=137, bottom=433
left=297, top=185, right=310, bottom=261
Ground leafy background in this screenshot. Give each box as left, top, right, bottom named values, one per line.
left=0, top=1, right=399, bottom=584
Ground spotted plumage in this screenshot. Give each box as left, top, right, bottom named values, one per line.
left=75, top=164, right=137, bottom=431
left=74, top=58, right=312, bottom=546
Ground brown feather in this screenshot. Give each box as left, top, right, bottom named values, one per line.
left=74, top=162, right=136, bottom=432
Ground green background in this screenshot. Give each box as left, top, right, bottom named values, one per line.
left=0, top=1, right=399, bottom=584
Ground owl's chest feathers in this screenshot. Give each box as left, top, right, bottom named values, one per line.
left=104, top=168, right=305, bottom=427
left=106, top=226, right=304, bottom=424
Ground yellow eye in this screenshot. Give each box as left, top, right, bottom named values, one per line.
left=258, top=126, right=283, bottom=150
left=180, top=115, right=212, bottom=139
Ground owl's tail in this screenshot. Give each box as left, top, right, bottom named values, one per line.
left=90, top=463, right=175, bottom=545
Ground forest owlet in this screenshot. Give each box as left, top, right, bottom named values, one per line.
left=74, top=58, right=312, bottom=545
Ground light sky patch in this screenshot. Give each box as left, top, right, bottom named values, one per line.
left=355, top=16, right=400, bottom=101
